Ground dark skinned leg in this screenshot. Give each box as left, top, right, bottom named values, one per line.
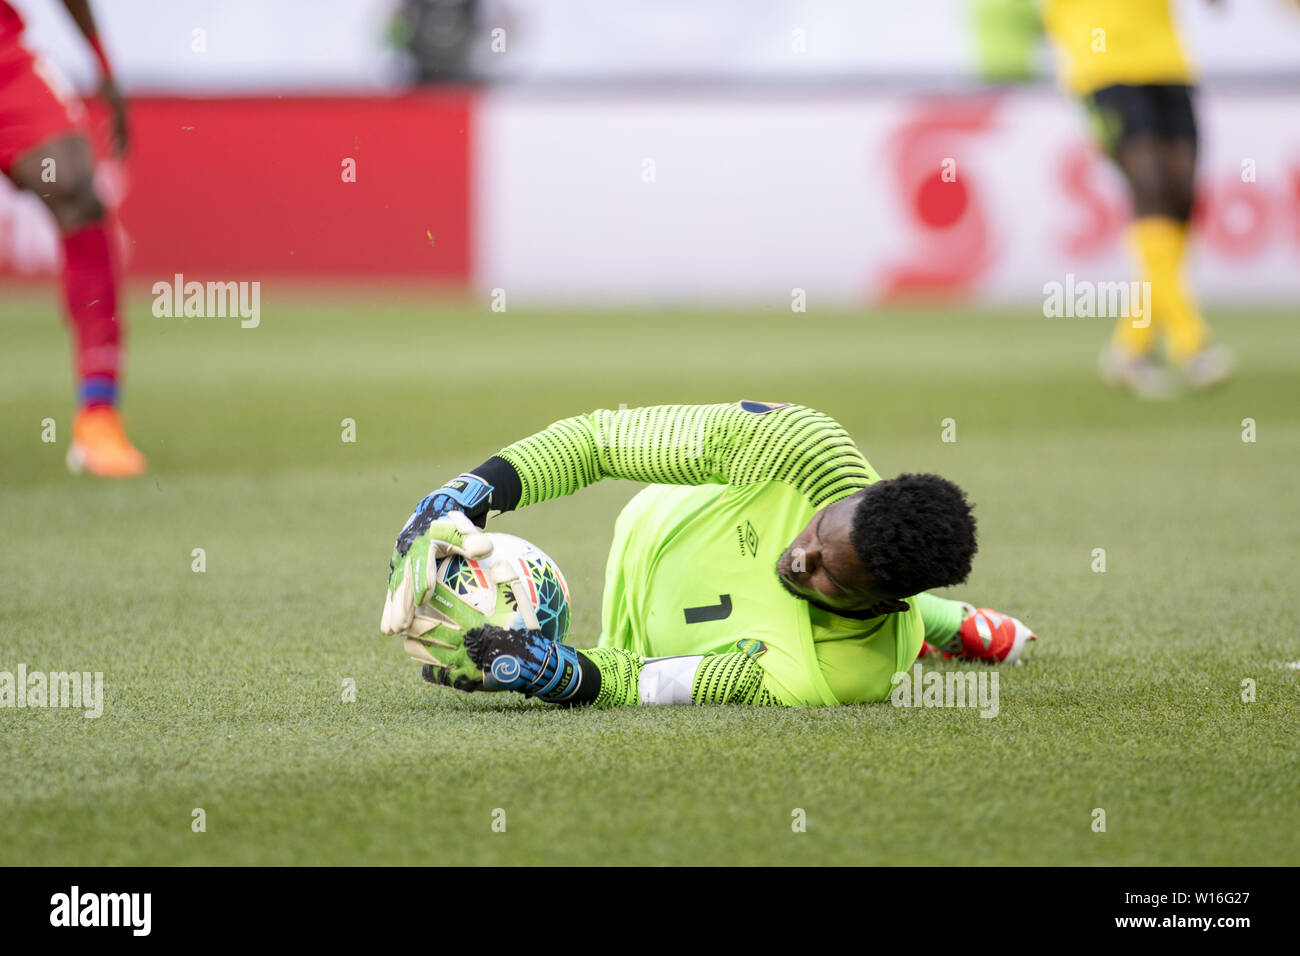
left=1154, top=136, right=1211, bottom=362
left=1104, top=132, right=1168, bottom=359
left=7, top=132, right=103, bottom=231
left=1112, top=131, right=1170, bottom=219
left=1159, top=137, right=1197, bottom=224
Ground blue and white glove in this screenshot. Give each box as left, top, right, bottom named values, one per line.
left=394, top=473, right=495, bottom=559
left=463, top=625, right=586, bottom=702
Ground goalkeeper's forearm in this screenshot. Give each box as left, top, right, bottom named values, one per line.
left=453, top=402, right=876, bottom=519
left=467, top=624, right=795, bottom=706
left=557, top=648, right=791, bottom=707
left=568, top=601, right=965, bottom=705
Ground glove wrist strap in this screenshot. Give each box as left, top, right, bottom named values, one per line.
left=525, top=642, right=584, bottom=702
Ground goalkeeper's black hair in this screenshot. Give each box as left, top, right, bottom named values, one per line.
left=849, top=474, right=977, bottom=598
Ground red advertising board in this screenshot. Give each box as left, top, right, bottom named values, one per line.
left=1, top=91, right=474, bottom=280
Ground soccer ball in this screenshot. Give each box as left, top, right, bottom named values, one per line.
left=435, top=532, right=572, bottom=644
left=401, top=531, right=572, bottom=685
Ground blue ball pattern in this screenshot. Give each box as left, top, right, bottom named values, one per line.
left=441, top=550, right=571, bottom=644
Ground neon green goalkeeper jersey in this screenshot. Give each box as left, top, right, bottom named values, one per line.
left=495, top=401, right=926, bottom=706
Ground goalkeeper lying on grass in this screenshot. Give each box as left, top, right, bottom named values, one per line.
left=380, top=401, right=1037, bottom=706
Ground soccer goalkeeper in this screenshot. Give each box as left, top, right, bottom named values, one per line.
left=380, top=402, right=1037, bottom=707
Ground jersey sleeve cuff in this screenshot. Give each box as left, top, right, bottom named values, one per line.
left=471, top=455, right=523, bottom=515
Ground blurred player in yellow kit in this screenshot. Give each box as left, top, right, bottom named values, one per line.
left=1043, top=0, right=1231, bottom=397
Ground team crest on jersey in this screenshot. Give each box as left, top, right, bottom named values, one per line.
left=738, top=400, right=791, bottom=414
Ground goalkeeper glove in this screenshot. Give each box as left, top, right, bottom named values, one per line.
left=463, top=625, right=588, bottom=703
left=394, top=473, right=495, bottom=559
left=380, top=512, right=505, bottom=690
left=381, top=510, right=493, bottom=636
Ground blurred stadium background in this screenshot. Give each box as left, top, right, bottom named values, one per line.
left=3, top=0, right=1299, bottom=301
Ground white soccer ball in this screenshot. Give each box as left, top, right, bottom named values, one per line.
left=435, top=532, right=572, bottom=643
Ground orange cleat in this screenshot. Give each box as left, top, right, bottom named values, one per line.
left=66, top=406, right=147, bottom=478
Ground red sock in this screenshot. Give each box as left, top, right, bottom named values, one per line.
left=61, top=223, right=121, bottom=408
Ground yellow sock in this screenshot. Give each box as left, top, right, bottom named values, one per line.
left=1113, top=219, right=1161, bottom=356
left=1126, top=216, right=1209, bottom=363
left=1166, top=222, right=1212, bottom=362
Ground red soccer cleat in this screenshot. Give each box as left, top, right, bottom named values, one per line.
left=924, top=605, right=1038, bottom=665
left=950, top=606, right=1036, bottom=664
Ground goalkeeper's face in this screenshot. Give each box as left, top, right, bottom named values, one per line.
left=776, top=496, right=909, bottom=618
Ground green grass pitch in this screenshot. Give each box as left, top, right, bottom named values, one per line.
left=1, top=287, right=1297, bottom=865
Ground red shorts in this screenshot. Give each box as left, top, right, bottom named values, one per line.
left=0, top=37, right=85, bottom=176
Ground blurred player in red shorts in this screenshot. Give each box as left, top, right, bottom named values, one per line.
left=1, top=0, right=144, bottom=476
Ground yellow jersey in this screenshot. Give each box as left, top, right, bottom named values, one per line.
left=1042, top=0, right=1194, bottom=95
